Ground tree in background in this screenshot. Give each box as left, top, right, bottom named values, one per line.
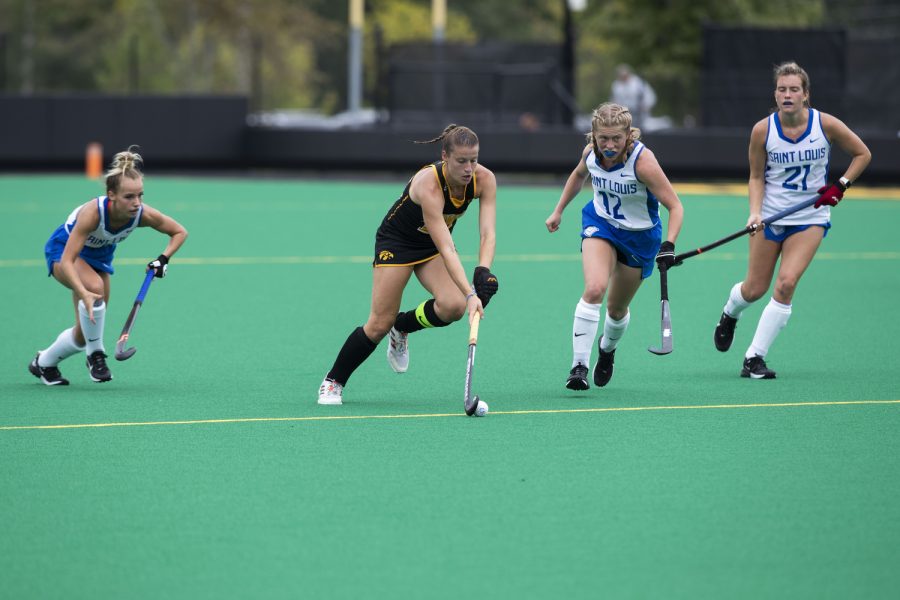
left=0, top=0, right=825, bottom=120
left=572, top=0, right=824, bottom=125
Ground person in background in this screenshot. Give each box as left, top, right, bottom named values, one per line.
left=610, top=64, right=657, bottom=130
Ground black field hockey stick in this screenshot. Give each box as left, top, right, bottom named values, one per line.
left=648, top=264, right=673, bottom=355
left=115, top=269, right=156, bottom=361
left=649, top=196, right=821, bottom=356
left=671, top=196, right=820, bottom=267
left=464, top=312, right=481, bottom=416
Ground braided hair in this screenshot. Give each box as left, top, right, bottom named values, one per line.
left=415, top=124, right=479, bottom=154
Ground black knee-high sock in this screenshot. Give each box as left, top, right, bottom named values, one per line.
left=327, top=326, right=377, bottom=385
left=393, top=299, right=451, bottom=333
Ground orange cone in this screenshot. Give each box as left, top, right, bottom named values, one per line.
left=86, top=142, right=103, bottom=179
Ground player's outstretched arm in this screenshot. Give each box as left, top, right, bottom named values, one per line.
left=139, top=204, right=189, bottom=266
left=546, top=145, right=591, bottom=233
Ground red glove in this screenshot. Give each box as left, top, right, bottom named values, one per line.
left=814, top=181, right=846, bottom=208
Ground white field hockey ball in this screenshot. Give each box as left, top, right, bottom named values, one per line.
left=475, top=400, right=489, bottom=417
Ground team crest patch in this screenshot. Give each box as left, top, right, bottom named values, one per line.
left=583, top=226, right=600, bottom=237
left=378, top=250, right=394, bottom=261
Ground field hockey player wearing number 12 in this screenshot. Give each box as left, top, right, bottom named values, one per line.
left=545, top=102, right=683, bottom=391
left=712, top=62, right=871, bottom=379
left=29, top=147, right=188, bottom=386
left=317, top=125, right=499, bottom=406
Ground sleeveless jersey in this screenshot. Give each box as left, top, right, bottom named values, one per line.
left=585, top=142, right=659, bottom=231
left=763, top=108, right=831, bottom=226
left=376, top=161, right=476, bottom=247
left=64, top=196, right=143, bottom=248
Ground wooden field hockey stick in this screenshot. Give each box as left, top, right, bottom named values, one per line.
left=671, top=196, right=820, bottom=266
left=463, top=312, right=481, bottom=416
left=114, top=269, right=156, bottom=361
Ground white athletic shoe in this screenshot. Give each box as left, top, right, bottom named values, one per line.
left=317, top=378, right=344, bottom=405
left=387, top=326, right=409, bottom=373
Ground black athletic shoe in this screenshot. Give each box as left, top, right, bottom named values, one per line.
left=86, top=350, right=112, bottom=382
left=29, top=353, right=69, bottom=386
left=741, top=355, right=776, bottom=379
left=593, top=339, right=616, bottom=387
left=565, top=363, right=590, bottom=390
left=714, top=312, right=738, bottom=352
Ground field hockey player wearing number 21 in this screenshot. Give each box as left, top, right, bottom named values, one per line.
left=712, top=62, right=871, bottom=379
left=546, top=102, right=683, bottom=391
left=29, top=147, right=188, bottom=386
left=317, top=125, right=499, bottom=406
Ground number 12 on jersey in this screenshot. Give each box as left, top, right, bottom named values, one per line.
left=599, top=191, right=625, bottom=220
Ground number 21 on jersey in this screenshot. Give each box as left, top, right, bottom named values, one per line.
left=783, top=165, right=812, bottom=191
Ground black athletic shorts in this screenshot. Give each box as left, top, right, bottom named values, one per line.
left=373, top=230, right=439, bottom=267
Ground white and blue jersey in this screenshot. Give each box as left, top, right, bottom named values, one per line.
left=763, top=108, right=831, bottom=226
left=581, top=142, right=662, bottom=279
left=585, top=141, right=659, bottom=231
left=44, top=196, right=143, bottom=275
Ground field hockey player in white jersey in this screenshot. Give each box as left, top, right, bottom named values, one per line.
left=546, top=102, right=684, bottom=390
left=712, top=61, right=871, bottom=379
left=29, top=146, right=188, bottom=385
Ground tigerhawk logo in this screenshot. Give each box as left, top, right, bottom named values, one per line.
left=378, top=250, right=394, bottom=261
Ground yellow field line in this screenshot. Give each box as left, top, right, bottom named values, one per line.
left=2, top=251, right=898, bottom=269
left=2, top=399, right=897, bottom=432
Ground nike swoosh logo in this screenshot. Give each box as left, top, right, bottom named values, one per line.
left=88, top=337, right=99, bottom=342
left=574, top=333, right=587, bottom=337
left=809, top=137, right=818, bottom=143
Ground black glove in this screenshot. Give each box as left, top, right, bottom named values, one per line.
left=473, top=266, right=499, bottom=308
left=148, top=254, right=169, bottom=278
left=656, top=241, right=675, bottom=270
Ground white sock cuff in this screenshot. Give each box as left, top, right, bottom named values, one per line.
left=78, top=299, right=106, bottom=315
left=605, top=310, right=630, bottom=327
left=768, top=297, right=792, bottom=312
left=575, top=299, right=601, bottom=321
left=724, top=282, right=752, bottom=318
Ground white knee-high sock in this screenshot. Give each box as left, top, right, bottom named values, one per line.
left=746, top=298, right=792, bottom=359
left=573, top=299, right=601, bottom=367
left=724, top=282, right=753, bottom=318
left=78, top=300, right=106, bottom=355
left=38, top=327, right=85, bottom=367
left=600, top=310, right=630, bottom=352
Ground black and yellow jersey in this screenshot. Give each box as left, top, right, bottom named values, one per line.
left=376, top=161, right=477, bottom=246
